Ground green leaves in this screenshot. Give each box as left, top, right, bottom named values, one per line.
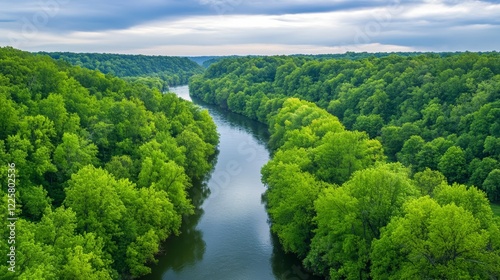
left=176, top=129, right=214, bottom=180
left=43, top=51, right=203, bottom=87
left=372, top=194, right=500, bottom=279
left=483, top=169, right=500, bottom=203
left=187, top=51, right=500, bottom=280
left=305, top=164, right=418, bottom=279
left=64, top=166, right=126, bottom=239
left=313, top=131, right=384, bottom=185
left=413, top=168, right=446, bottom=196
left=438, top=146, right=468, bottom=184
left=126, top=230, right=161, bottom=278
left=61, top=246, right=113, bottom=280
left=263, top=162, right=329, bottom=256
left=64, top=165, right=183, bottom=277
left=0, top=48, right=218, bottom=278
left=0, top=92, right=19, bottom=139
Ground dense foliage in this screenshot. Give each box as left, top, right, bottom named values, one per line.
left=190, top=52, right=500, bottom=200
left=0, top=47, right=218, bottom=279
left=41, top=52, right=204, bottom=91
left=189, top=53, right=500, bottom=279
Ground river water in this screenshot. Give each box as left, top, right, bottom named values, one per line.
left=142, top=85, right=318, bottom=280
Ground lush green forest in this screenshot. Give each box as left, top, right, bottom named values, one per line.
left=189, top=53, right=500, bottom=279
left=40, top=52, right=204, bottom=91
left=0, top=47, right=218, bottom=279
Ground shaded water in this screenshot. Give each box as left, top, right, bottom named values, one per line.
left=142, top=86, right=319, bottom=280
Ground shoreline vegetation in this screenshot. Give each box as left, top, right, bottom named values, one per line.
left=2, top=48, right=500, bottom=279
left=0, top=47, right=218, bottom=279
left=189, top=52, right=500, bottom=279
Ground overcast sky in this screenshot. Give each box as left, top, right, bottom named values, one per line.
left=1, top=0, right=499, bottom=55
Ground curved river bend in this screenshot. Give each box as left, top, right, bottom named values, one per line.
left=142, top=86, right=319, bottom=280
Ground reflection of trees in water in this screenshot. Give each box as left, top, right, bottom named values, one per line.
left=166, top=173, right=213, bottom=270
left=270, top=232, right=322, bottom=280
left=191, top=96, right=271, bottom=149
left=141, top=175, right=212, bottom=278
left=196, top=96, right=320, bottom=280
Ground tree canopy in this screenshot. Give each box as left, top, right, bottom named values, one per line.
left=0, top=47, right=218, bottom=279
left=41, top=51, right=204, bottom=91
left=190, top=52, right=500, bottom=191
left=189, top=52, right=500, bottom=279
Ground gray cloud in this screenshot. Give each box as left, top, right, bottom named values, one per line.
left=2, top=0, right=412, bottom=32
left=1, top=0, right=499, bottom=54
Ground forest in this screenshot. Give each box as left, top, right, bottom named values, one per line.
left=189, top=53, right=500, bottom=279
left=0, top=47, right=218, bottom=279
left=40, top=52, right=204, bottom=92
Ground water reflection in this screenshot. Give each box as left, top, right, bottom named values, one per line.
left=142, top=86, right=321, bottom=280
left=191, top=96, right=271, bottom=151
left=144, top=179, right=209, bottom=277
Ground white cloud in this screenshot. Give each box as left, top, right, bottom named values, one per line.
left=400, top=0, right=500, bottom=20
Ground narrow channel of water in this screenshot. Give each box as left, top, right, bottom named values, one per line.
left=142, top=86, right=319, bottom=280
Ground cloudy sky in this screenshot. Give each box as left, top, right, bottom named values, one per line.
left=1, top=0, right=499, bottom=55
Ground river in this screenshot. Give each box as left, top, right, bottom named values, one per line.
left=142, top=85, right=319, bottom=280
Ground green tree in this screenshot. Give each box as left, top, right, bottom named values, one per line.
left=125, top=230, right=160, bottom=277
left=61, top=246, right=113, bottom=280
left=468, top=157, right=499, bottom=188
left=313, top=131, right=384, bottom=185
left=0, top=93, right=19, bottom=139
left=413, top=168, right=446, bottom=196
left=117, top=185, right=181, bottom=276
left=18, top=115, right=58, bottom=184
left=262, top=162, right=329, bottom=257
left=53, top=133, right=99, bottom=180
left=64, top=166, right=126, bottom=248
left=484, top=136, right=500, bottom=159
left=438, top=146, right=467, bottom=184
left=371, top=196, right=500, bottom=279
left=397, top=135, right=425, bottom=171
left=35, top=207, right=77, bottom=248
left=483, top=169, right=500, bottom=202
left=305, top=164, right=418, bottom=279
left=352, top=114, right=384, bottom=138
left=176, top=129, right=213, bottom=179
left=6, top=219, right=58, bottom=279
left=433, top=183, right=495, bottom=228
left=137, top=156, right=192, bottom=215
left=104, top=155, right=134, bottom=180
left=380, top=126, right=404, bottom=160
left=5, top=134, right=33, bottom=188
left=37, top=93, right=72, bottom=137
left=19, top=185, right=51, bottom=221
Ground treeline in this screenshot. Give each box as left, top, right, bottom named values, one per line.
left=41, top=52, right=204, bottom=91
left=189, top=53, right=500, bottom=278
left=0, top=47, right=218, bottom=279
left=295, top=51, right=475, bottom=61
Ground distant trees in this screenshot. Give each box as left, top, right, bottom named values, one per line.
left=42, top=52, right=204, bottom=89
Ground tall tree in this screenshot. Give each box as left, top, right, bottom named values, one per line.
left=371, top=196, right=500, bottom=279
left=483, top=169, right=500, bottom=203
left=313, top=131, right=384, bottom=185
left=305, top=164, right=418, bottom=279
left=438, top=146, right=468, bottom=184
